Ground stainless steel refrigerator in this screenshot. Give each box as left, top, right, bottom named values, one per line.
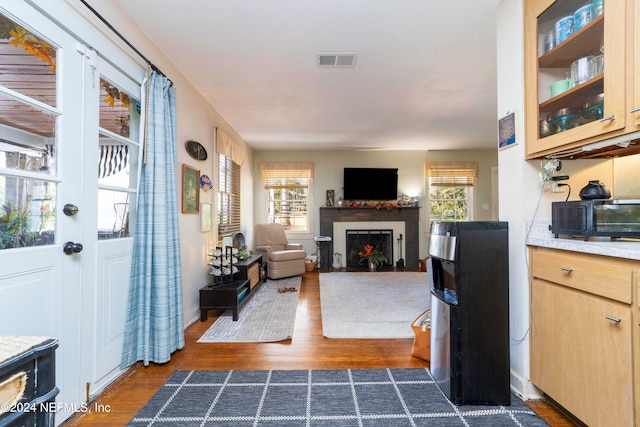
left=428, top=221, right=510, bottom=405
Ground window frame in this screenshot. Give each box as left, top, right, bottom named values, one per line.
left=260, top=162, right=314, bottom=238
left=428, top=183, right=475, bottom=222
left=425, top=162, right=477, bottom=223
left=217, top=153, right=241, bottom=236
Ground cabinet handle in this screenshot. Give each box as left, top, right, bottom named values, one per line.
left=605, top=315, right=622, bottom=323
left=599, top=115, right=615, bottom=122
left=560, top=267, right=573, bottom=273
left=630, top=107, right=640, bottom=114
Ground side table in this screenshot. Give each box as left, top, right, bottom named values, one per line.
left=199, top=278, right=251, bottom=322
left=199, top=254, right=264, bottom=322
left=314, top=236, right=332, bottom=269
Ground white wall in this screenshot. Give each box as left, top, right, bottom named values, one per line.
left=496, top=0, right=532, bottom=397
left=252, top=149, right=498, bottom=258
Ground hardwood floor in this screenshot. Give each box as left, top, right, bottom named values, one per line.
left=63, top=270, right=579, bottom=426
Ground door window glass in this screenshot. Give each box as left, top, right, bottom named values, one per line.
left=0, top=11, right=58, bottom=250
left=0, top=177, right=55, bottom=249
left=0, top=91, right=57, bottom=175
left=97, top=77, right=139, bottom=239
left=0, top=13, right=56, bottom=107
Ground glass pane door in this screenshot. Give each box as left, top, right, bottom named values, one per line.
left=0, top=12, right=59, bottom=249
left=97, top=77, right=139, bottom=239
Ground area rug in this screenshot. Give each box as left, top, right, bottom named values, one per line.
left=197, top=276, right=301, bottom=343
left=126, top=368, right=550, bottom=426
left=319, top=272, right=430, bottom=338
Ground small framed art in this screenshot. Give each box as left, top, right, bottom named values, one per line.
left=182, top=164, right=200, bottom=213
left=326, top=189, right=335, bottom=207
left=200, top=203, right=212, bottom=232
left=498, top=111, right=516, bottom=150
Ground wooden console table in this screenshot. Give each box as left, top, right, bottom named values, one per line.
left=199, top=254, right=263, bottom=321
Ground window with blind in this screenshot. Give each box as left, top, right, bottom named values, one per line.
left=425, top=162, right=477, bottom=222
left=217, top=154, right=241, bottom=236
left=260, top=162, right=313, bottom=233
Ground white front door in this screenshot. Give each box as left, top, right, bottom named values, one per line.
left=0, top=2, right=87, bottom=422
left=0, top=3, right=142, bottom=423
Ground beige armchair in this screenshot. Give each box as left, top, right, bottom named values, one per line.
left=254, top=223, right=307, bottom=279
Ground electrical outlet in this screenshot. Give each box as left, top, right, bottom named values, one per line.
left=552, top=183, right=564, bottom=193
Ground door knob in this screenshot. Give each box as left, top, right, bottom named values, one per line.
left=63, top=204, right=79, bottom=216
left=63, top=241, right=83, bottom=255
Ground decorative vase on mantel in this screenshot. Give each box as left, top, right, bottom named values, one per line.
left=368, top=261, right=377, bottom=271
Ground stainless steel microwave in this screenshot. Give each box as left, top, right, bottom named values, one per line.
left=551, top=199, right=640, bottom=241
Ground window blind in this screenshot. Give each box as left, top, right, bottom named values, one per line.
left=425, top=161, right=478, bottom=186
left=260, top=162, right=314, bottom=180
left=260, top=162, right=313, bottom=231
left=217, top=154, right=241, bottom=235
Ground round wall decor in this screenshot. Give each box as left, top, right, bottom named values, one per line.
left=185, top=140, right=207, bottom=161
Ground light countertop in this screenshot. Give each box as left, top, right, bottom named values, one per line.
left=525, top=221, right=640, bottom=261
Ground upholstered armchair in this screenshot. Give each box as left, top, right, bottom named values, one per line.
left=254, top=223, right=307, bottom=279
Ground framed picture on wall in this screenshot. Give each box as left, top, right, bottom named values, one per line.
left=326, top=189, right=335, bottom=207
left=498, top=111, right=516, bottom=150
left=182, top=164, right=200, bottom=213
left=200, top=203, right=212, bottom=232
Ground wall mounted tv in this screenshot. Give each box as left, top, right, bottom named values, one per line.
left=343, top=167, right=398, bottom=200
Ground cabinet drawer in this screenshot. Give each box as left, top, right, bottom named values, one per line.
left=530, top=247, right=633, bottom=304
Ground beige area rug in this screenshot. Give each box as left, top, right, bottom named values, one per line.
left=319, top=272, right=430, bottom=339
left=197, top=276, right=301, bottom=343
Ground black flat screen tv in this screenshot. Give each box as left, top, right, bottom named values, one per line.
left=343, top=167, right=398, bottom=200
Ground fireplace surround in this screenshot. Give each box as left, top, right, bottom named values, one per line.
left=319, top=207, right=420, bottom=269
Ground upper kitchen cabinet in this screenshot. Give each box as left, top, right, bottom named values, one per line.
left=524, top=0, right=640, bottom=159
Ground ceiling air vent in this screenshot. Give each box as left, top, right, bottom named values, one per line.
left=317, top=53, right=358, bottom=68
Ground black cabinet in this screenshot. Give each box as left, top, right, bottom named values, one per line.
left=0, top=337, right=58, bottom=427
left=199, top=254, right=263, bottom=321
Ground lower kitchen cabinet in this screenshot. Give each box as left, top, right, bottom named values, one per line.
left=529, top=246, right=638, bottom=427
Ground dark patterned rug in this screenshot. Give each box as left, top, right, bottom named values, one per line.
left=127, top=368, right=549, bottom=426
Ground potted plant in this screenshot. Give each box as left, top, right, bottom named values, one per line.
left=358, top=244, right=387, bottom=270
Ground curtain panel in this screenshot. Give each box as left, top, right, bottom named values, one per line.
left=121, top=70, right=184, bottom=367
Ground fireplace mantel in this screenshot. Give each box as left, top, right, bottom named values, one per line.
left=319, top=207, right=420, bottom=268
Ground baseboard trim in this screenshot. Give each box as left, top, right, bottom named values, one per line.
left=510, top=370, right=544, bottom=401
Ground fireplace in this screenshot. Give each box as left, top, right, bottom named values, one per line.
left=319, top=206, right=420, bottom=269
left=345, top=230, right=393, bottom=267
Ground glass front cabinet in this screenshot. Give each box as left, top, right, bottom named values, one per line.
left=524, top=0, right=640, bottom=159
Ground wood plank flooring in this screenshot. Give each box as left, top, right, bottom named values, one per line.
left=63, top=270, right=579, bottom=426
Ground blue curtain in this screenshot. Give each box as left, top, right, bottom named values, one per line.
left=121, top=70, right=184, bottom=367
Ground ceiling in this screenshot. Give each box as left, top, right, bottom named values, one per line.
left=109, top=0, right=502, bottom=152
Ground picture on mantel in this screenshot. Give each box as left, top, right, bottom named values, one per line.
left=326, top=190, right=335, bottom=207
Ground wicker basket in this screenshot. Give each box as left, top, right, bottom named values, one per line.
left=248, top=263, right=260, bottom=288
left=305, top=261, right=317, bottom=272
